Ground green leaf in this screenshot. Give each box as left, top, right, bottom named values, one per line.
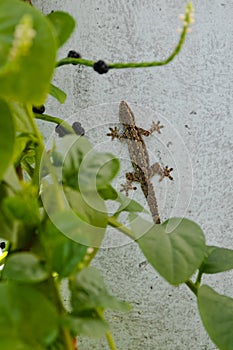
left=54, top=135, right=91, bottom=188
left=64, top=312, right=109, bottom=338
left=137, top=218, right=206, bottom=285
left=0, top=99, right=15, bottom=180
left=44, top=210, right=106, bottom=248
left=40, top=181, right=65, bottom=216
left=0, top=182, right=17, bottom=242
left=47, top=11, right=75, bottom=48
left=10, top=102, right=35, bottom=134
left=42, top=218, right=87, bottom=277
left=94, top=153, right=120, bottom=189
left=70, top=267, right=131, bottom=313
left=0, top=0, right=56, bottom=104
left=114, top=192, right=145, bottom=216
left=49, top=83, right=67, bottom=104
left=198, top=285, right=233, bottom=350
left=69, top=150, right=119, bottom=191
left=199, top=245, right=233, bottom=274
left=41, top=184, right=107, bottom=247
left=98, top=184, right=118, bottom=200
left=57, top=135, right=119, bottom=190
left=65, top=187, right=108, bottom=229
left=3, top=166, right=21, bottom=192
left=0, top=282, right=59, bottom=346
left=3, top=187, right=40, bottom=225
left=0, top=337, right=45, bottom=350
left=3, top=252, right=49, bottom=283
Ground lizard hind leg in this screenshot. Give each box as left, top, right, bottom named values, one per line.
left=149, top=163, right=173, bottom=181
left=120, top=172, right=137, bottom=196
left=159, top=165, right=173, bottom=182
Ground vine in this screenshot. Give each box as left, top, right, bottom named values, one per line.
left=0, top=1, right=232, bottom=350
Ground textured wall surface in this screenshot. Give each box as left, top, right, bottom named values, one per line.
left=33, top=0, right=233, bottom=349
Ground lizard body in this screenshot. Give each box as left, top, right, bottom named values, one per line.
left=108, top=101, right=173, bottom=224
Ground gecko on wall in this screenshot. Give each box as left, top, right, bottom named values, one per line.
left=107, top=101, right=173, bottom=224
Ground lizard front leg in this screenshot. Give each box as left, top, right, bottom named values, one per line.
left=135, top=123, right=164, bottom=137
left=149, top=121, right=164, bottom=134
left=107, top=126, right=121, bottom=140
left=107, top=126, right=133, bottom=141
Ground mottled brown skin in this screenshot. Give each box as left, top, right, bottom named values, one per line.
left=108, top=101, right=173, bottom=224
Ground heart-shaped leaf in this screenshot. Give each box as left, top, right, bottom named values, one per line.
left=136, top=218, right=206, bottom=285
left=199, top=245, right=233, bottom=274
left=198, top=285, right=233, bottom=350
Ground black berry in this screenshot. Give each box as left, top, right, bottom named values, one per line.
left=0, top=242, right=5, bottom=250
left=93, top=60, right=109, bottom=74
left=33, top=105, right=45, bottom=114
left=55, top=124, right=70, bottom=137
left=67, top=50, right=81, bottom=65
left=72, top=122, right=85, bottom=136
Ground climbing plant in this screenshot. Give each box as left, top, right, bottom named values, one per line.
left=0, top=1, right=232, bottom=349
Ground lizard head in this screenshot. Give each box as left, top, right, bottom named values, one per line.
left=119, top=101, right=135, bottom=127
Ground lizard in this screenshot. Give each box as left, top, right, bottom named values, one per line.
left=107, top=101, right=173, bottom=224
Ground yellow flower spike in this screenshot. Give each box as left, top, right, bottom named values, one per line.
left=178, top=2, right=194, bottom=35
left=9, top=14, right=36, bottom=65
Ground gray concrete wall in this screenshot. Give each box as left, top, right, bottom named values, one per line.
left=34, top=0, right=233, bottom=349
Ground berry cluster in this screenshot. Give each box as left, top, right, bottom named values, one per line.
left=55, top=121, right=85, bottom=137
left=67, top=50, right=109, bottom=74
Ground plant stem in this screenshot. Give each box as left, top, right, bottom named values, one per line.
left=96, top=309, right=118, bottom=350
left=34, top=113, right=74, bottom=134
left=108, top=25, right=188, bottom=69
left=185, top=280, right=198, bottom=296
left=108, top=216, right=136, bottom=240
left=47, top=271, right=75, bottom=350
left=194, top=270, right=203, bottom=288
left=56, top=21, right=189, bottom=70
left=62, top=326, right=76, bottom=350
left=56, top=57, right=95, bottom=68
left=106, top=331, right=118, bottom=350
left=25, top=105, right=44, bottom=189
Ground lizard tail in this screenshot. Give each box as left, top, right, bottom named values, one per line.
left=141, top=182, right=161, bottom=224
